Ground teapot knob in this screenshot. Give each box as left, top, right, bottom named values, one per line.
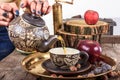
left=31, top=13, right=39, bottom=19
left=22, top=13, right=45, bottom=27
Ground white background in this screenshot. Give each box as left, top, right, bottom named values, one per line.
left=42, top=0, right=120, bottom=35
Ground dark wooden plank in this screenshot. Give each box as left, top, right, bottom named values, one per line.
left=101, top=35, right=120, bottom=44
left=0, top=50, right=37, bottom=80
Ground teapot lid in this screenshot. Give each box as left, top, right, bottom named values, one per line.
left=22, top=13, right=45, bottom=27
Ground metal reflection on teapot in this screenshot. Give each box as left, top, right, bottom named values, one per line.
left=8, top=13, right=58, bottom=53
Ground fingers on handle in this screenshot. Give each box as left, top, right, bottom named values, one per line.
left=0, top=12, right=12, bottom=26
left=10, top=3, right=19, bottom=16
left=21, top=0, right=37, bottom=14
left=20, top=0, right=28, bottom=8
left=45, top=6, right=52, bottom=15
left=20, top=0, right=51, bottom=15
left=39, top=0, right=51, bottom=15
left=30, top=1, right=37, bottom=13
left=0, top=21, right=9, bottom=26
left=36, top=2, right=42, bottom=15
left=0, top=16, right=11, bottom=22
left=0, top=9, right=13, bottom=19
left=41, top=0, right=49, bottom=15
left=0, top=3, right=12, bottom=11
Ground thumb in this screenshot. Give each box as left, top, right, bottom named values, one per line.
left=10, top=2, right=19, bottom=16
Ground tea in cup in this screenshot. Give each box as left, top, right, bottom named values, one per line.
left=49, top=47, right=89, bottom=69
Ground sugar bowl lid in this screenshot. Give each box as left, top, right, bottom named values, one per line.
left=22, top=13, right=45, bottom=27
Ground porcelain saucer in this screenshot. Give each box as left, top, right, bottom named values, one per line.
left=42, top=59, right=92, bottom=75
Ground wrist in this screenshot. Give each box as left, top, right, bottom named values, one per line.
left=0, top=0, right=15, bottom=3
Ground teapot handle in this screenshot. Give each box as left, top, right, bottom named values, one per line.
left=79, top=51, right=89, bottom=65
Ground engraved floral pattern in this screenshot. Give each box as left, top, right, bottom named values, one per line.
left=50, top=53, right=80, bottom=69
left=8, top=16, right=50, bottom=52
left=50, top=54, right=64, bottom=66
left=64, top=54, right=79, bottom=66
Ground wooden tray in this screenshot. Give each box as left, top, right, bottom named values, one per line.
left=21, top=52, right=116, bottom=80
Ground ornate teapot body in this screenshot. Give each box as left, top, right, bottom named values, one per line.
left=8, top=13, right=58, bottom=53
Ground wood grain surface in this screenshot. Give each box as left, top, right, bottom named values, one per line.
left=0, top=37, right=120, bottom=80
left=0, top=51, right=37, bottom=80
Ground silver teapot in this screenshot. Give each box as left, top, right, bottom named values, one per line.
left=8, top=13, right=58, bottom=53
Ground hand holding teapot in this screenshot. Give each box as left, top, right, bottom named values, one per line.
left=0, top=0, right=51, bottom=26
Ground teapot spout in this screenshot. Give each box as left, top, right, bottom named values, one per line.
left=37, top=35, right=58, bottom=53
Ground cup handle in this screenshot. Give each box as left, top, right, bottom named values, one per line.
left=79, top=51, right=89, bottom=65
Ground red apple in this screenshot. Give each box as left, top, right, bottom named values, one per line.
left=77, top=40, right=102, bottom=64
left=84, top=10, right=99, bottom=25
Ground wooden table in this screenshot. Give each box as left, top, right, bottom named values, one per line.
left=0, top=50, right=37, bottom=80
left=0, top=42, right=120, bottom=80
